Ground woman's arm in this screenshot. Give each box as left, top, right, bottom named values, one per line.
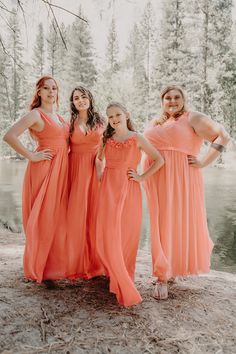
left=3, top=110, right=53, bottom=162
left=188, top=111, right=230, bottom=168
left=95, top=142, right=105, bottom=181
left=127, top=133, right=164, bottom=182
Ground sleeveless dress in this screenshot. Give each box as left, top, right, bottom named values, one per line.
left=96, top=134, right=142, bottom=307
left=144, top=112, right=214, bottom=281
left=22, top=109, right=69, bottom=282
left=66, top=125, right=104, bottom=279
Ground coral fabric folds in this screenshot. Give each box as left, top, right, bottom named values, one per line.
left=66, top=125, right=104, bottom=279
left=22, top=109, right=69, bottom=282
left=96, top=135, right=142, bottom=307
left=144, top=112, right=213, bottom=281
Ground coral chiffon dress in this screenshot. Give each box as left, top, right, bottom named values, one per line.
left=96, top=134, right=142, bottom=307
left=67, top=125, right=104, bottom=279
left=144, top=112, right=213, bottom=281
left=22, top=109, right=69, bottom=282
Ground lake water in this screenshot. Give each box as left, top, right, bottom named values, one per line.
left=0, top=159, right=236, bottom=274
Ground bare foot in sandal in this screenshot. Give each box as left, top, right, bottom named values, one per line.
left=153, top=282, right=168, bottom=300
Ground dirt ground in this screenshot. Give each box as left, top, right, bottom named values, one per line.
left=0, top=228, right=236, bottom=354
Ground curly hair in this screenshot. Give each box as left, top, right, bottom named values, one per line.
left=153, top=85, right=187, bottom=126
left=103, top=102, right=136, bottom=146
left=69, top=86, right=104, bottom=136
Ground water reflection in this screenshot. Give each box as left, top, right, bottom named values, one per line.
left=0, top=160, right=26, bottom=232
left=204, top=167, right=236, bottom=273
left=0, top=160, right=236, bottom=273
left=212, top=207, right=236, bottom=272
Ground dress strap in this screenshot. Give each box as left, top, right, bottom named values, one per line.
left=36, top=108, right=52, bottom=125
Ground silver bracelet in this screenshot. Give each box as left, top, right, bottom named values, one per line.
left=211, top=143, right=226, bottom=153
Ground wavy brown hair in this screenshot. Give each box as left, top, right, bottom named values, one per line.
left=153, top=85, right=187, bottom=126
left=30, top=76, right=59, bottom=110
left=103, top=102, right=136, bottom=146
left=69, top=86, right=104, bottom=136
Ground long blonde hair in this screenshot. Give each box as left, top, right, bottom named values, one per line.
left=153, top=85, right=187, bottom=126
left=102, top=102, right=135, bottom=146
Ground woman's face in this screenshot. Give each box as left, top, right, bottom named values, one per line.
left=162, top=89, right=184, bottom=115
left=106, top=106, right=128, bottom=130
left=38, top=79, right=58, bottom=105
left=73, top=90, right=90, bottom=112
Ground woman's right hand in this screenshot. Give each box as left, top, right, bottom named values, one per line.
left=30, top=149, right=53, bottom=162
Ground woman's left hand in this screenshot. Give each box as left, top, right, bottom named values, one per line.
left=187, top=155, right=204, bottom=168
left=127, top=168, right=143, bottom=182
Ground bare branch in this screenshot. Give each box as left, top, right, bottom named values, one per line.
left=0, top=13, right=15, bottom=32
left=17, top=0, right=27, bottom=29
left=16, top=0, right=24, bottom=13
left=0, top=4, right=14, bottom=14
left=45, top=2, right=68, bottom=50
left=40, top=0, right=88, bottom=23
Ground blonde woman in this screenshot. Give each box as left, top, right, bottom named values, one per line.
left=144, top=85, right=230, bottom=299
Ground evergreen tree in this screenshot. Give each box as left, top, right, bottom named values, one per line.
left=124, top=2, right=157, bottom=130
left=155, top=0, right=187, bottom=86
left=68, top=7, right=97, bottom=88
left=211, top=0, right=236, bottom=135
left=32, top=23, right=45, bottom=79
left=0, top=9, right=29, bottom=156
left=7, top=9, right=25, bottom=121
left=47, top=20, right=60, bottom=77
left=54, top=23, right=70, bottom=116
left=0, top=49, right=12, bottom=125
left=124, top=23, right=149, bottom=130
left=106, top=17, right=120, bottom=74
left=196, top=0, right=216, bottom=114
left=98, top=15, right=120, bottom=103
left=139, top=1, right=157, bottom=120
left=0, top=49, right=10, bottom=156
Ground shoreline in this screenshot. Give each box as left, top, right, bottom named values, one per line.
left=0, top=229, right=236, bottom=353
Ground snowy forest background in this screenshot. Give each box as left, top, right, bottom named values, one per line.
left=0, top=0, right=236, bottom=156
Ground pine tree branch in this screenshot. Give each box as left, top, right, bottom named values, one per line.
left=40, top=0, right=88, bottom=23
left=0, top=36, right=24, bottom=71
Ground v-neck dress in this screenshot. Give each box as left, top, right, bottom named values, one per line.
left=66, top=124, right=104, bottom=279
left=22, top=108, right=69, bottom=282
left=144, top=112, right=213, bottom=281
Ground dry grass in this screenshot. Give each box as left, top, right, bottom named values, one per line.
left=0, top=229, right=236, bottom=354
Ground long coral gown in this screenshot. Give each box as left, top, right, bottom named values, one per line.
left=22, top=109, right=69, bottom=282
left=96, top=134, right=142, bottom=307
left=66, top=125, right=104, bottom=279
left=144, top=112, right=213, bottom=281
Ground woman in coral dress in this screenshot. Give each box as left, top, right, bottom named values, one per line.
left=66, top=86, right=105, bottom=279
left=3, top=76, right=69, bottom=285
left=144, top=85, right=230, bottom=299
left=96, top=102, right=164, bottom=307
